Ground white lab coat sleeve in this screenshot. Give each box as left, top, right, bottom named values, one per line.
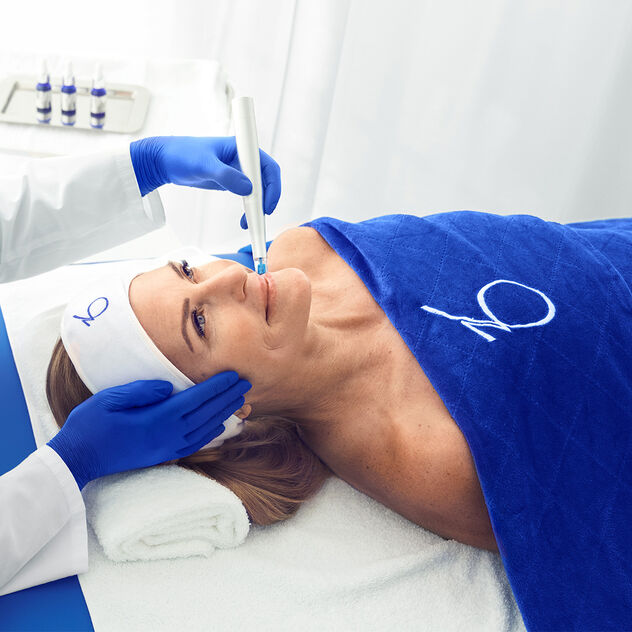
left=0, top=445, right=88, bottom=596
left=0, top=149, right=165, bottom=283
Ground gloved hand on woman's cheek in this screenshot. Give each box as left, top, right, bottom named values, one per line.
left=48, top=371, right=251, bottom=489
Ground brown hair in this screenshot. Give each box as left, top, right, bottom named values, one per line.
left=46, top=338, right=330, bottom=525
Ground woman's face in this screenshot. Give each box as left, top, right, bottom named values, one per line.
left=128, top=258, right=312, bottom=401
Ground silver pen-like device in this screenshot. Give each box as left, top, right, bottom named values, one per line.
left=232, top=97, right=267, bottom=274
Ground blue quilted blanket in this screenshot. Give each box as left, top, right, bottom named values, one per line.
left=305, top=212, right=632, bottom=631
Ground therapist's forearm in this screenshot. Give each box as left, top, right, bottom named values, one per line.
left=0, top=446, right=88, bottom=595
left=0, top=150, right=164, bottom=283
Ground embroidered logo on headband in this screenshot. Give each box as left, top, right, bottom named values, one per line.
left=73, top=297, right=109, bottom=327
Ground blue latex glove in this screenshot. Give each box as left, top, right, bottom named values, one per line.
left=129, top=136, right=281, bottom=228
left=48, top=371, right=251, bottom=490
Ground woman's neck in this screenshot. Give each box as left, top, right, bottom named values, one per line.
left=252, top=277, right=389, bottom=432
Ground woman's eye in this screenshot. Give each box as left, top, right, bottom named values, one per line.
left=180, top=259, right=194, bottom=281
left=191, top=308, right=206, bottom=338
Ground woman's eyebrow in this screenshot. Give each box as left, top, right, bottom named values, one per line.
left=167, top=262, right=194, bottom=353
left=168, top=261, right=184, bottom=279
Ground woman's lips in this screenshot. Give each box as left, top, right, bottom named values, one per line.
left=257, top=273, right=270, bottom=322
left=263, top=272, right=276, bottom=323
left=255, top=272, right=276, bottom=323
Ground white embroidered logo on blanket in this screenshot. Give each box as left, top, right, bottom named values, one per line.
left=420, top=279, right=556, bottom=342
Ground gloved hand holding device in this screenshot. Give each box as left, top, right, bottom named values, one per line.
left=48, top=371, right=251, bottom=490
left=130, top=136, right=281, bottom=229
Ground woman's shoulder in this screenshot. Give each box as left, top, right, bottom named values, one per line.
left=268, top=225, right=336, bottom=273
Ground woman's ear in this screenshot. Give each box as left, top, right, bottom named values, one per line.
left=234, top=403, right=252, bottom=419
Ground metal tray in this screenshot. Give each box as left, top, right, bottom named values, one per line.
left=0, top=75, right=150, bottom=133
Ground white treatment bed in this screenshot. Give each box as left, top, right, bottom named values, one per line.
left=0, top=240, right=525, bottom=631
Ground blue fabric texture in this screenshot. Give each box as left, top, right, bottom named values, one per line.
left=305, top=212, right=632, bottom=631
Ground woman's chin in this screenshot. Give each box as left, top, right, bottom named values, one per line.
left=267, top=268, right=311, bottom=331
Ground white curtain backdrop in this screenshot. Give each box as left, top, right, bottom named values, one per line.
left=306, top=1, right=632, bottom=225
left=1, top=0, right=631, bottom=251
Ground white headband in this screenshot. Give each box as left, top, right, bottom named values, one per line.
left=60, top=247, right=244, bottom=448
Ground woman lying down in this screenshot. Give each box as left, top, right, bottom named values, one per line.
left=46, top=211, right=632, bottom=630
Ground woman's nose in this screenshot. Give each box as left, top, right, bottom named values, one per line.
left=194, top=264, right=248, bottom=302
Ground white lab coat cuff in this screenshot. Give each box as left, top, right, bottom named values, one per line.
left=36, top=446, right=89, bottom=575
left=0, top=446, right=88, bottom=595
left=37, top=445, right=86, bottom=526
left=117, top=149, right=166, bottom=226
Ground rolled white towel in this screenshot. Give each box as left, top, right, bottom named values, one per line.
left=83, top=464, right=250, bottom=562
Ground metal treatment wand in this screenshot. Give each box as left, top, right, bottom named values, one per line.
left=232, top=96, right=267, bottom=274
